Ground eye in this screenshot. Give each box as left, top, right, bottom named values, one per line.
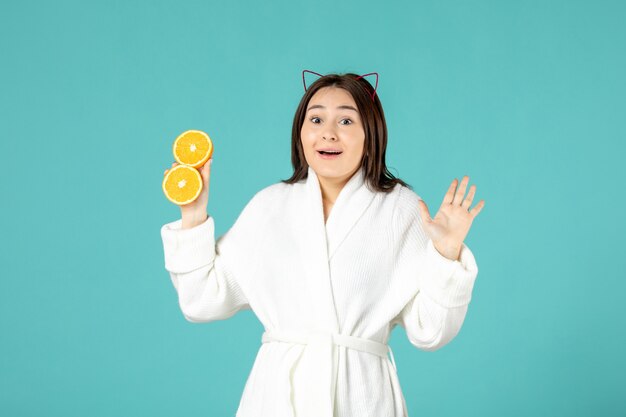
left=340, top=118, right=353, bottom=125
left=310, top=117, right=321, bottom=124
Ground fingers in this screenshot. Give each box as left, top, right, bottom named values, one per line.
left=462, top=184, right=476, bottom=209
left=162, top=160, right=213, bottom=183
left=470, top=199, right=485, bottom=218
left=442, top=179, right=457, bottom=205
left=457, top=178, right=483, bottom=217
left=163, top=162, right=179, bottom=176
left=451, top=176, right=469, bottom=205
left=444, top=176, right=484, bottom=218
left=200, top=158, right=212, bottom=181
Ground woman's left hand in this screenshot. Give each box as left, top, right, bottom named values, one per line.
left=417, top=176, right=485, bottom=261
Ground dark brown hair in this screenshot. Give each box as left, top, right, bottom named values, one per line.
left=280, top=72, right=412, bottom=193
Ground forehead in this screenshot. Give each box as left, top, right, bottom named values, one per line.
left=308, top=87, right=356, bottom=108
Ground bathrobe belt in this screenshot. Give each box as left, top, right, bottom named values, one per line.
left=262, top=330, right=398, bottom=417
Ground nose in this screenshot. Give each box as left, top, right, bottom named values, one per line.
left=321, top=121, right=338, bottom=141
left=322, top=130, right=337, bottom=141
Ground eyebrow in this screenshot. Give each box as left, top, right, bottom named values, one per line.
left=306, top=104, right=358, bottom=113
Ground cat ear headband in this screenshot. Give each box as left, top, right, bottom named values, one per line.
left=302, top=69, right=379, bottom=101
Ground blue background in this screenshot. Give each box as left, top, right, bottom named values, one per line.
left=1, top=0, right=625, bottom=416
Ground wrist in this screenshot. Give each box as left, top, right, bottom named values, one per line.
left=181, top=211, right=208, bottom=229
left=433, top=241, right=462, bottom=262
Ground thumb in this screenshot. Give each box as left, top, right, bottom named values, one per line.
left=417, top=199, right=432, bottom=224
left=202, top=158, right=212, bottom=182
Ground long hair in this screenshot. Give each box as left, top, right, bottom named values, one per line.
left=281, top=72, right=412, bottom=193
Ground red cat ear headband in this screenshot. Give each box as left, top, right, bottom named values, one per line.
left=302, top=70, right=379, bottom=101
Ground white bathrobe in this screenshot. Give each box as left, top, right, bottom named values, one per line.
left=160, top=165, right=479, bottom=417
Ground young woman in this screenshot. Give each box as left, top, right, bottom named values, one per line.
left=161, top=71, right=484, bottom=417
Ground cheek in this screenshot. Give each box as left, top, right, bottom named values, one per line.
left=350, top=138, right=365, bottom=156
left=300, top=129, right=314, bottom=146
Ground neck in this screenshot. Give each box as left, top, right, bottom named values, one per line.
left=317, top=168, right=359, bottom=204
left=319, top=178, right=343, bottom=204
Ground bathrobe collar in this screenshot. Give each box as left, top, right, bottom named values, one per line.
left=305, top=165, right=376, bottom=261
left=300, top=165, right=377, bottom=334
left=290, top=165, right=379, bottom=411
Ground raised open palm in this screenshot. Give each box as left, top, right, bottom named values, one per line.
left=417, top=175, right=485, bottom=261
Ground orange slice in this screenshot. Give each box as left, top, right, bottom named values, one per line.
left=162, top=165, right=203, bottom=205
left=172, top=130, right=213, bottom=168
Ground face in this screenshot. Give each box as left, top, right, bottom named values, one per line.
left=300, top=86, right=366, bottom=185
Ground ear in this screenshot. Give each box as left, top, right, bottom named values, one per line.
left=302, top=69, right=324, bottom=91
left=355, top=72, right=379, bottom=100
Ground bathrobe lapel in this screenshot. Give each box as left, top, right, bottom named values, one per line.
left=322, top=166, right=376, bottom=262
left=292, top=166, right=378, bottom=416
left=302, top=165, right=377, bottom=331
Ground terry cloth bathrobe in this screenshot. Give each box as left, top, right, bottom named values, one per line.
left=160, top=166, right=479, bottom=417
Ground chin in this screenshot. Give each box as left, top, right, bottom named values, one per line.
left=311, top=164, right=352, bottom=179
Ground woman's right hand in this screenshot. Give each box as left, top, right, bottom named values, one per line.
left=163, top=159, right=213, bottom=229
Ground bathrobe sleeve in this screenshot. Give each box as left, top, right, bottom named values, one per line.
left=391, top=186, right=479, bottom=351
left=160, top=193, right=263, bottom=323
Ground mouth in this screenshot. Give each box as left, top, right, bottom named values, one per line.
left=317, top=149, right=343, bottom=155
left=317, top=149, right=342, bottom=160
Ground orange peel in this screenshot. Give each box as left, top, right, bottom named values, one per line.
left=162, top=164, right=203, bottom=206
left=172, top=130, right=213, bottom=169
